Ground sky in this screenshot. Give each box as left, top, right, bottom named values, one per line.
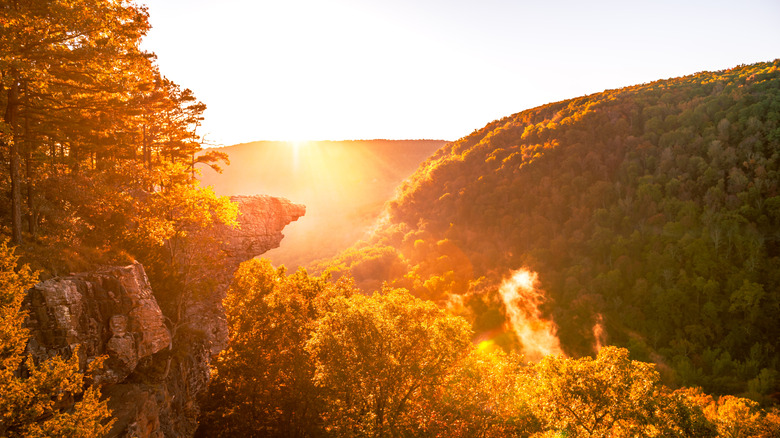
left=139, top=0, right=780, bottom=146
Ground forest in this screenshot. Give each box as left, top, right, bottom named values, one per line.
left=194, top=259, right=780, bottom=437
left=2, top=0, right=780, bottom=436
left=316, top=60, right=780, bottom=405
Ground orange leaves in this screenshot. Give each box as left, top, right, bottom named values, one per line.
left=0, top=241, right=112, bottom=436
left=307, top=288, right=472, bottom=435
left=531, top=347, right=659, bottom=436
left=200, top=259, right=354, bottom=436
left=130, top=163, right=238, bottom=248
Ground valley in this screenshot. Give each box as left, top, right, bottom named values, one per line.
left=198, top=139, right=446, bottom=268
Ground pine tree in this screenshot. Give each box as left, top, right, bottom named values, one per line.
left=0, top=0, right=151, bottom=244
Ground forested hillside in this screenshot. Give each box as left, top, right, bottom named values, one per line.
left=317, top=60, right=780, bottom=401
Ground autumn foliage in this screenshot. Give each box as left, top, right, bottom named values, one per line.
left=317, top=61, right=780, bottom=402
left=4, top=1, right=780, bottom=434
left=2, top=0, right=235, bottom=435
left=1, top=0, right=234, bottom=280
left=0, top=240, right=113, bottom=436
left=199, top=262, right=780, bottom=437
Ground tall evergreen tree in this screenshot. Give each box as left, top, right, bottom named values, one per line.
left=1, top=0, right=151, bottom=243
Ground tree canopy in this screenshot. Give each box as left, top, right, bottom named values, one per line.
left=315, top=60, right=780, bottom=401
left=199, top=260, right=780, bottom=437
left=2, top=1, right=236, bottom=436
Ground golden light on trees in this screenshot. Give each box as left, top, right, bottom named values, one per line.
left=0, top=240, right=113, bottom=436
left=308, top=288, right=472, bottom=436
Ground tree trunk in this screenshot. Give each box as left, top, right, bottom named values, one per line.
left=143, top=124, right=151, bottom=170
left=25, top=150, right=36, bottom=237
left=9, top=146, right=22, bottom=244
left=24, top=115, right=36, bottom=237
left=4, top=76, right=23, bottom=245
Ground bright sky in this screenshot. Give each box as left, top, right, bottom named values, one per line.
left=140, top=0, right=780, bottom=146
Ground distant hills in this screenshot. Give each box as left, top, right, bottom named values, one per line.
left=197, top=139, right=446, bottom=268
left=316, top=61, right=780, bottom=400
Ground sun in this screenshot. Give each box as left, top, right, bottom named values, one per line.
left=290, top=141, right=311, bottom=170
left=291, top=140, right=310, bottom=152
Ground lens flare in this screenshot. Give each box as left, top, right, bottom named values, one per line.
left=499, top=268, right=563, bottom=361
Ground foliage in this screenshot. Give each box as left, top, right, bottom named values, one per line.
left=531, top=346, right=657, bottom=435
left=200, top=261, right=474, bottom=437
left=124, top=162, right=238, bottom=322
left=308, top=287, right=472, bottom=437
left=413, top=348, right=541, bottom=437
left=200, top=262, right=780, bottom=436
left=316, top=60, right=780, bottom=399
left=531, top=346, right=684, bottom=436
left=0, top=0, right=152, bottom=245
left=1, top=1, right=236, bottom=434
left=0, top=0, right=237, bottom=360
left=4, top=8, right=780, bottom=432
left=197, top=259, right=355, bottom=437
left=0, top=239, right=113, bottom=437
left=1, top=0, right=231, bottom=275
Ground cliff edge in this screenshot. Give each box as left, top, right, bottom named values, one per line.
left=221, top=195, right=306, bottom=265
left=23, top=195, right=305, bottom=437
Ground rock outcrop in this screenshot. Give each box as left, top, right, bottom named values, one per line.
left=23, top=195, right=305, bottom=437
left=26, top=263, right=170, bottom=382
left=25, top=263, right=173, bottom=437
left=185, top=195, right=305, bottom=356
left=221, top=195, right=306, bottom=265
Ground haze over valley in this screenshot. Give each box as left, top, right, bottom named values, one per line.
left=198, top=139, right=446, bottom=268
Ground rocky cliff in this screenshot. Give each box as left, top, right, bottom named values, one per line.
left=221, top=195, right=307, bottom=265
left=23, top=195, right=305, bottom=437
left=187, top=195, right=306, bottom=356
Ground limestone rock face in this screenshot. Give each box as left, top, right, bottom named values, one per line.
left=23, top=194, right=305, bottom=437
left=187, top=195, right=305, bottom=355
left=220, top=195, right=306, bottom=264
left=25, top=263, right=172, bottom=436
left=25, top=262, right=171, bottom=385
